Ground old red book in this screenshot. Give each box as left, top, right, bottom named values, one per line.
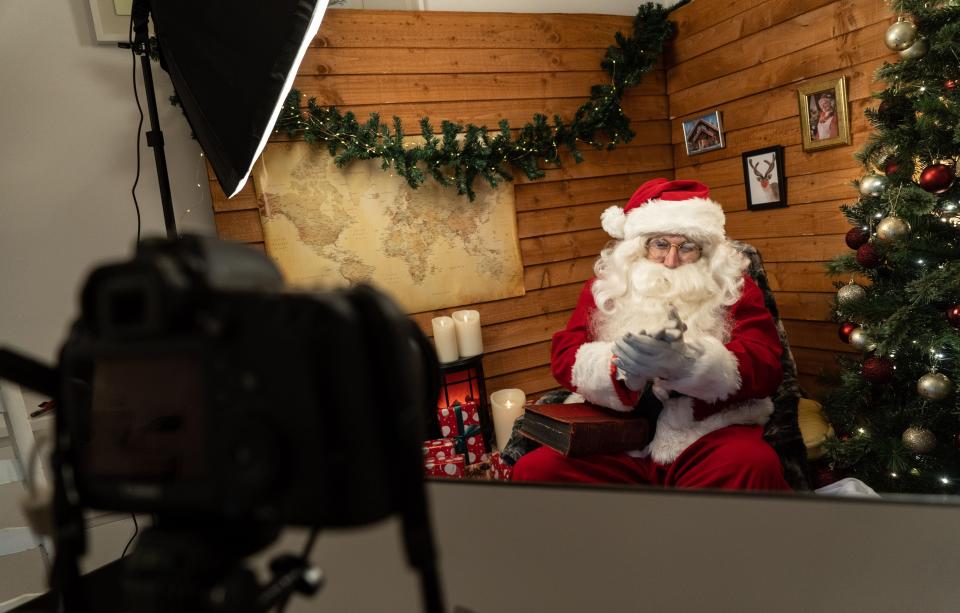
left=519, top=403, right=650, bottom=457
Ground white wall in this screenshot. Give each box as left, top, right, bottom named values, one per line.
left=0, top=1, right=214, bottom=366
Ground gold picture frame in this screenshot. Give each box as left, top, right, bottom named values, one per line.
left=797, top=76, right=850, bottom=152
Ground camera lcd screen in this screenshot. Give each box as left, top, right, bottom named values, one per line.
left=88, top=357, right=206, bottom=482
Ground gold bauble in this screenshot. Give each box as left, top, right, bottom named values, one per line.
left=899, top=37, right=929, bottom=60
left=902, top=426, right=937, bottom=453
left=917, top=372, right=953, bottom=400
left=876, top=215, right=911, bottom=242
left=848, top=328, right=877, bottom=352
left=837, top=282, right=867, bottom=307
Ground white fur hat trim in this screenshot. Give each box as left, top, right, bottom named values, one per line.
left=610, top=197, right=726, bottom=243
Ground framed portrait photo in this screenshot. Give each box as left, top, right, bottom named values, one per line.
left=797, top=76, right=851, bottom=152
left=681, top=111, right=725, bottom=156
left=741, top=146, right=787, bottom=211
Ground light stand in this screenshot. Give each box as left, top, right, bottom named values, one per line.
left=127, top=0, right=178, bottom=239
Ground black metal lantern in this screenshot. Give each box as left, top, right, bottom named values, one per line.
left=435, top=354, right=492, bottom=452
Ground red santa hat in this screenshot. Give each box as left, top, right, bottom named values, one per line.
left=600, top=178, right=727, bottom=244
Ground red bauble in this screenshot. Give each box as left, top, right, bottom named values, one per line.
left=839, top=321, right=857, bottom=343
left=883, top=157, right=900, bottom=176
left=856, top=243, right=883, bottom=268
left=845, top=227, right=870, bottom=249
left=947, top=79, right=957, bottom=91
left=862, top=357, right=894, bottom=384
left=919, top=163, right=955, bottom=194
left=948, top=304, right=960, bottom=328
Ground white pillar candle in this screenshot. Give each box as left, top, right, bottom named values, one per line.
left=431, top=316, right=460, bottom=363
left=451, top=309, right=483, bottom=357
left=490, top=388, right=526, bottom=452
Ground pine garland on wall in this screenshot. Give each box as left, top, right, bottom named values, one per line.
left=274, top=3, right=678, bottom=200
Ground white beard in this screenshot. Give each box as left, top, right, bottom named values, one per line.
left=592, top=257, right=733, bottom=345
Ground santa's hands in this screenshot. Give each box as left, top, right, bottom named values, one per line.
left=613, top=329, right=701, bottom=383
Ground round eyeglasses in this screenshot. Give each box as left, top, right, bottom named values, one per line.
left=646, top=237, right=702, bottom=261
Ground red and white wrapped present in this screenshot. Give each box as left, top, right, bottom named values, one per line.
left=424, top=455, right=465, bottom=479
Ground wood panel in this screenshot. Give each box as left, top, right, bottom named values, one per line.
left=313, top=11, right=639, bottom=49
left=670, top=20, right=892, bottom=118
left=669, top=0, right=836, bottom=65
left=482, top=341, right=552, bottom=378
left=301, top=47, right=613, bottom=75
left=726, top=200, right=850, bottom=240
left=292, top=70, right=667, bottom=107
left=667, top=0, right=889, bottom=94
left=523, top=256, right=595, bottom=291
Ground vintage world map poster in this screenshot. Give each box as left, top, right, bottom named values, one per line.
left=252, top=141, right=525, bottom=313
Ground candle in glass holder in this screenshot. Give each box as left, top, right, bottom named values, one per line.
left=451, top=309, right=483, bottom=357
left=431, top=316, right=459, bottom=363
left=490, top=388, right=526, bottom=452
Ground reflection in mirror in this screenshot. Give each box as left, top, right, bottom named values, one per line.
left=426, top=179, right=818, bottom=495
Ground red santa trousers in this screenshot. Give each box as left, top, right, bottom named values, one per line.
left=511, top=424, right=792, bottom=491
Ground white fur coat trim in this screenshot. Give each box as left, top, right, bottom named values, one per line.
left=657, top=336, right=741, bottom=403
left=601, top=197, right=726, bottom=243
left=570, top=341, right=636, bottom=412
left=645, top=396, right=775, bottom=464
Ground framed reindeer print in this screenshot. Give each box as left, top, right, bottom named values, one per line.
left=742, top=146, right=787, bottom=211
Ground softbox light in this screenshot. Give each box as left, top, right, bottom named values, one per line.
left=149, top=0, right=329, bottom=198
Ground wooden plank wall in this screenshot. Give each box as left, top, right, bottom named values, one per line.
left=666, top=0, right=897, bottom=398
left=208, top=10, right=674, bottom=397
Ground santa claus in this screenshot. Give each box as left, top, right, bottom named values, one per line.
left=512, top=178, right=791, bottom=490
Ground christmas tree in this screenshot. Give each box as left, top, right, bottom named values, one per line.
left=823, top=1, right=960, bottom=494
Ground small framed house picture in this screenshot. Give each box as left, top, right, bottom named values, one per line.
left=741, top=146, right=787, bottom=211
left=797, top=76, right=851, bottom=151
left=681, top=111, right=725, bottom=156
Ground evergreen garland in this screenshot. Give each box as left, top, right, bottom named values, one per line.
left=822, top=0, right=960, bottom=493
left=274, top=3, right=677, bottom=200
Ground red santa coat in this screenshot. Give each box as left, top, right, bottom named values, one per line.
left=551, top=274, right=783, bottom=464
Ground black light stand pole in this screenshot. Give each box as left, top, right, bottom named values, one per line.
left=130, top=0, right=178, bottom=239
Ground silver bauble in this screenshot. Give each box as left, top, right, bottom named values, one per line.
left=885, top=20, right=918, bottom=51
left=917, top=372, right=953, bottom=400
left=899, top=37, right=929, bottom=60
left=859, top=174, right=889, bottom=197
left=848, top=328, right=877, bottom=352
left=876, top=215, right=911, bottom=242
left=837, top=283, right=867, bottom=307
left=902, top=426, right=937, bottom=453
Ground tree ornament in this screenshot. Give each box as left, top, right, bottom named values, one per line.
left=885, top=20, right=918, bottom=51
left=883, top=157, right=900, bottom=175
left=899, top=37, right=929, bottom=60
left=946, top=80, right=957, bottom=91
left=837, top=282, right=867, bottom=307
left=862, top=356, right=894, bottom=383
left=859, top=174, right=889, bottom=196
left=848, top=328, right=877, bottom=352
left=947, top=304, right=960, bottom=328
left=917, top=372, right=953, bottom=400
left=902, top=426, right=937, bottom=453
left=845, top=226, right=870, bottom=249
left=856, top=243, right=883, bottom=268
left=838, top=321, right=857, bottom=342
left=919, top=163, right=954, bottom=194
left=876, top=215, right=911, bottom=242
